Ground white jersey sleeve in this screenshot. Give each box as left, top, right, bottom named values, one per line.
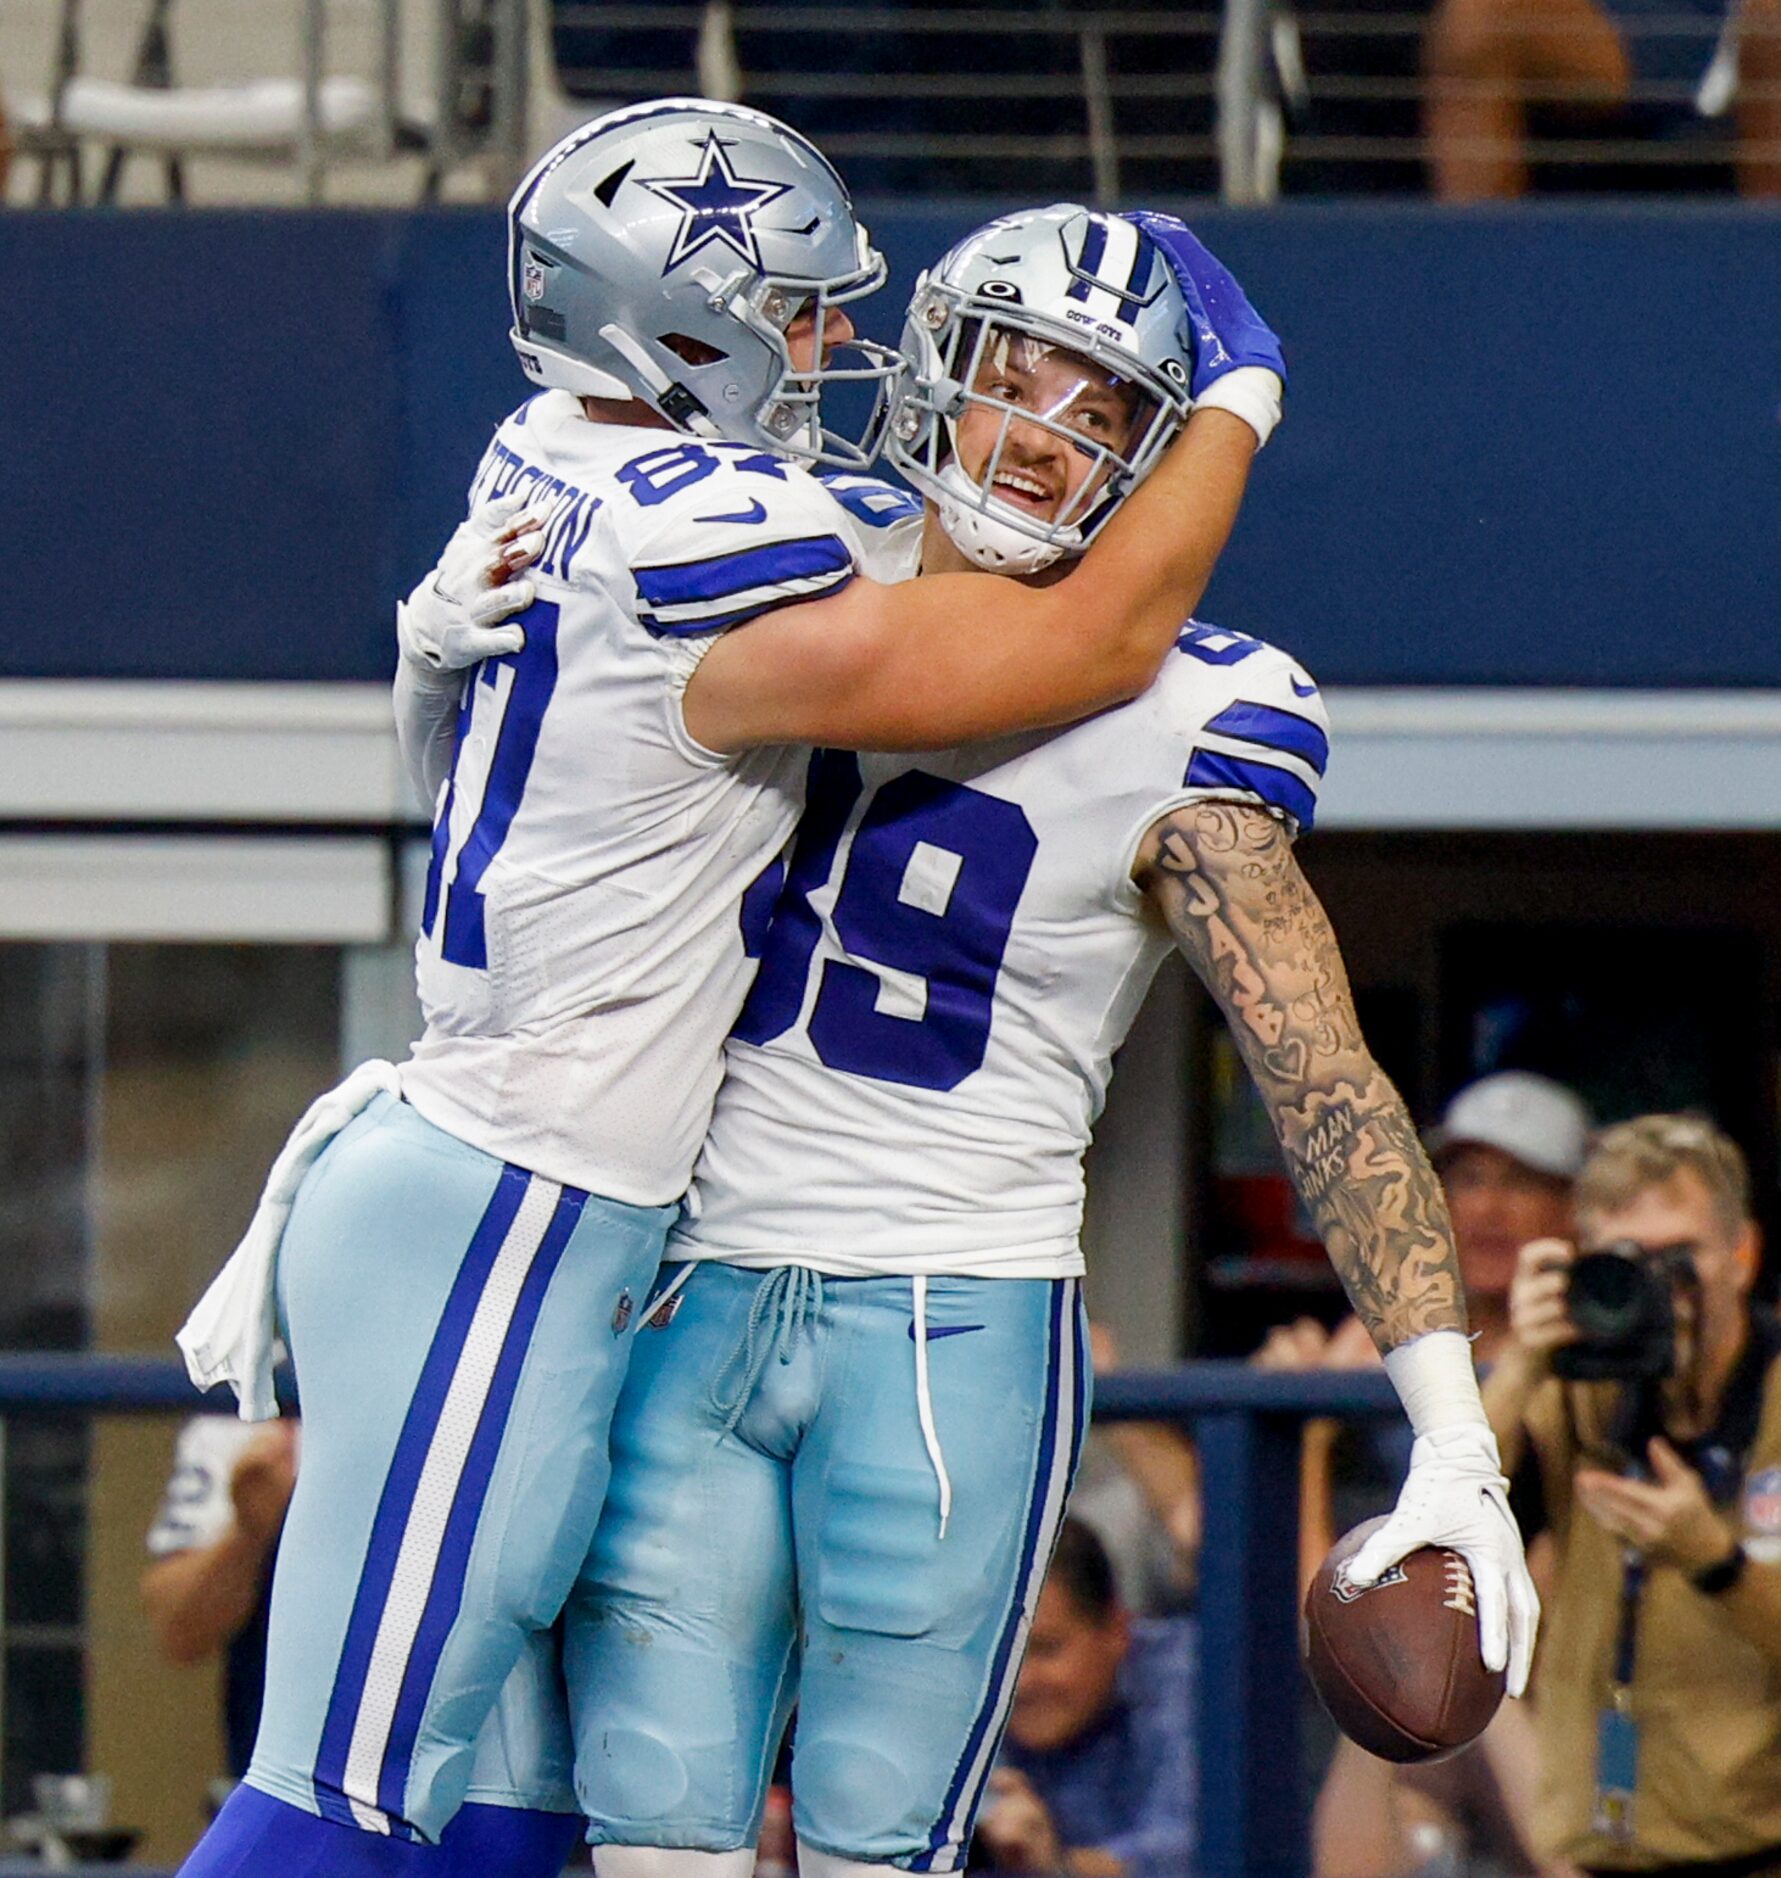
left=615, top=444, right=858, bottom=642
left=1105, top=621, right=1329, bottom=909
left=814, top=471, right=926, bottom=584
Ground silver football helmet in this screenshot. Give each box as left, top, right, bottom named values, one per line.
left=883, top=205, right=1194, bottom=573
left=508, top=98, right=898, bottom=468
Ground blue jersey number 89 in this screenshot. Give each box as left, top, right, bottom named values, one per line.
left=735, top=759, right=1038, bottom=1091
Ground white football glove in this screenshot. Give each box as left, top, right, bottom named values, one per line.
left=1343, top=1420, right=1540, bottom=1698
left=397, top=490, right=544, bottom=674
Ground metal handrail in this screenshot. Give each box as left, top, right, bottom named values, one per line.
left=0, top=1352, right=1398, bottom=1418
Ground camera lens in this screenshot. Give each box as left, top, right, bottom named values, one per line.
left=1553, top=1245, right=1677, bottom=1384
left=1570, top=1253, right=1644, bottom=1338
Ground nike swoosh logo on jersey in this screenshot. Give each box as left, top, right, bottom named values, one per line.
left=1291, top=676, right=1317, bottom=697
left=906, top=1323, right=986, bottom=1342
left=695, top=499, right=769, bottom=526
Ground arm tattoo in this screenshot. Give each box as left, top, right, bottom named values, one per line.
left=1138, top=803, right=1466, bottom=1349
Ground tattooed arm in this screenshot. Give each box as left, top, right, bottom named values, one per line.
left=1133, top=800, right=1465, bottom=1352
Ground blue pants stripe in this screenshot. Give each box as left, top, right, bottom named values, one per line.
left=913, top=1277, right=1080, bottom=1871
left=377, top=1184, right=587, bottom=1817
left=312, top=1164, right=536, bottom=1830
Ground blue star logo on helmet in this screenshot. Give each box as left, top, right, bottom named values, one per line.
left=641, top=133, right=793, bottom=275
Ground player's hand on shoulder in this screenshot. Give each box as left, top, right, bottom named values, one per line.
left=1344, top=1419, right=1540, bottom=1698
left=1120, top=211, right=1285, bottom=446
left=397, top=490, right=543, bottom=674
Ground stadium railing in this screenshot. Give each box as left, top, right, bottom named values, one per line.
left=558, top=0, right=1754, bottom=202
left=10, top=1, right=1759, bottom=210
left=0, top=1353, right=1402, bottom=1878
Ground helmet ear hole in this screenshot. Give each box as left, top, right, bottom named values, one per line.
left=660, top=333, right=729, bottom=366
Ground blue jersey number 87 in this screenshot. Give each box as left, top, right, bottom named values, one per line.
left=420, top=599, right=560, bottom=969
left=735, top=755, right=1038, bottom=1091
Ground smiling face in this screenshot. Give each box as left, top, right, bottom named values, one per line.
left=951, top=326, right=1148, bottom=529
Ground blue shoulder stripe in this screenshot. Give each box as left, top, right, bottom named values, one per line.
left=1185, top=750, right=1318, bottom=832
left=1204, top=699, right=1329, bottom=777
left=817, top=473, right=923, bottom=529
left=634, top=533, right=851, bottom=609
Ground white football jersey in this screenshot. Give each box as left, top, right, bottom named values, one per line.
left=674, top=622, right=1329, bottom=1276
left=401, top=390, right=860, bottom=1206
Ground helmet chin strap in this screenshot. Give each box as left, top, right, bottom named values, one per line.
left=933, top=462, right=1081, bottom=575
left=597, top=322, right=724, bottom=438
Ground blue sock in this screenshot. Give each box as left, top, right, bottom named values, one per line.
left=440, top=1802, right=583, bottom=1875
left=179, top=1785, right=581, bottom=1878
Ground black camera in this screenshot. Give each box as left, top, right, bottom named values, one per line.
left=1550, top=1241, right=1685, bottom=1383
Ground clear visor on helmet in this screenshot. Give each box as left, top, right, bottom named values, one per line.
left=734, top=243, right=901, bottom=469
left=936, top=318, right=1168, bottom=544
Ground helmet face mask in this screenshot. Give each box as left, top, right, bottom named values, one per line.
left=885, top=206, right=1194, bottom=573
left=508, top=99, right=899, bottom=468
left=939, top=318, right=1168, bottom=546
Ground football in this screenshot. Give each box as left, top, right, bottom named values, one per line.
left=1301, top=1516, right=1506, bottom=1763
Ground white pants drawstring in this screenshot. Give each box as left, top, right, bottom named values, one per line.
left=911, top=1274, right=954, bottom=1541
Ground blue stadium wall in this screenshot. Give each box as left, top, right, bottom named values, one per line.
left=6, top=203, right=1779, bottom=686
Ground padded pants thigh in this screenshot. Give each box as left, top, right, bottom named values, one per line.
left=790, top=1276, right=1089, bottom=1872
left=246, top=1094, right=671, bottom=1842
left=570, top=1265, right=800, bottom=1852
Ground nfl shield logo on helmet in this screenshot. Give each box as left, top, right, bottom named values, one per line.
left=522, top=257, right=548, bottom=303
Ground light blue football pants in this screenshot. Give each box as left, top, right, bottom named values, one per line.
left=243, top=1093, right=674, bottom=1842
left=570, top=1261, right=1090, bottom=1872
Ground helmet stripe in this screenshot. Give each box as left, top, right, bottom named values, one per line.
left=1065, top=214, right=1108, bottom=306
left=1124, top=228, right=1158, bottom=304
left=1093, top=216, right=1141, bottom=321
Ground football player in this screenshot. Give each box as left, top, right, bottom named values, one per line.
left=563, top=207, right=1542, bottom=1878
left=175, top=101, right=1283, bottom=1878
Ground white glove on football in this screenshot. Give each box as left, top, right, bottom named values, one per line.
left=1343, top=1420, right=1540, bottom=1698
left=397, top=490, right=543, bottom=674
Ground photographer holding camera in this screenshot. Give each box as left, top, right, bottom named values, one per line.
left=1486, top=1113, right=1781, bottom=1877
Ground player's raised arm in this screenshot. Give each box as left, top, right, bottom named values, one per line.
left=1135, top=798, right=1465, bottom=1350
left=686, top=406, right=1261, bottom=752
left=686, top=207, right=1283, bottom=754
left=1127, top=661, right=1538, bottom=1696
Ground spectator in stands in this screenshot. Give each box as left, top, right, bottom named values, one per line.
left=142, top=1417, right=296, bottom=1781
left=1485, top=1113, right=1781, bottom=1873
left=0, top=87, right=12, bottom=195
left=1424, top=0, right=1781, bottom=197
left=1070, top=1322, right=1201, bottom=1614
left=979, top=1518, right=1195, bottom=1878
